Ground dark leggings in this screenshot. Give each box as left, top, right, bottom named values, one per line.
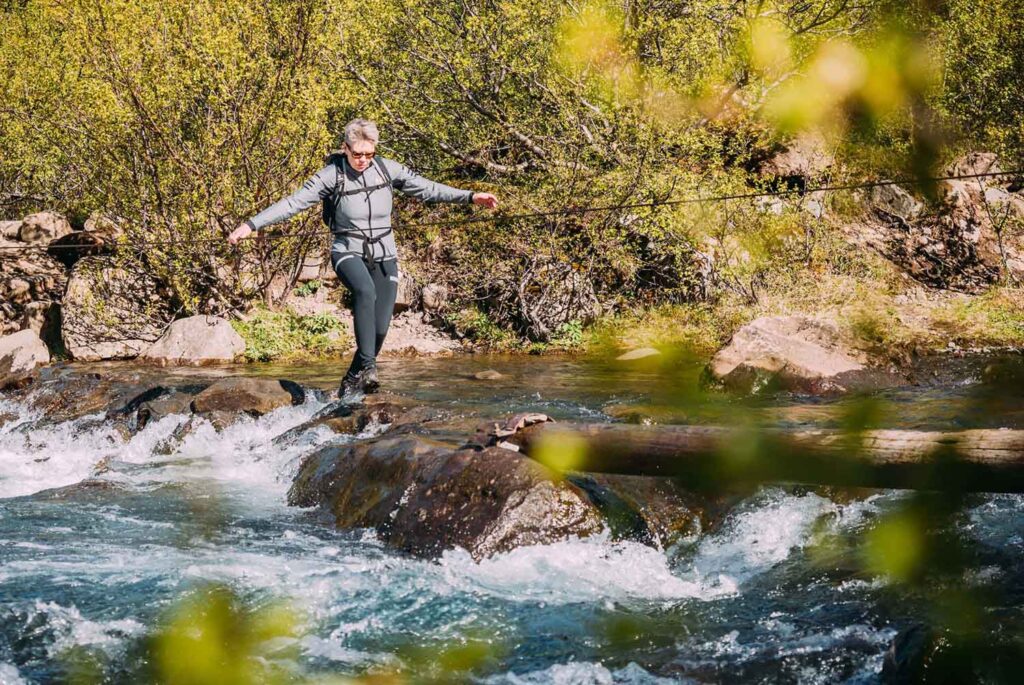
left=332, top=255, right=399, bottom=377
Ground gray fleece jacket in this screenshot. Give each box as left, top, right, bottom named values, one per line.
left=245, top=156, right=474, bottom=262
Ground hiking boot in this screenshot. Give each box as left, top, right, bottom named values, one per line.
left=338, top=367, right=380, bottom=399
left=362, top=367, right=380, bottom=394
left=339, top=372, right=361, bottom=399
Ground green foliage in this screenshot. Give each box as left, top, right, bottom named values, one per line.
left=938, top=0, right=1024, bottom=160
left=1, top=0, right=1021, bottom=351
left=292, top=280, right=323, bottom=298
left=446, top=307, right=517, bottom=349
left=0, top=0, right=349, bottom=311
left=231, top=308, right=350, bottom=362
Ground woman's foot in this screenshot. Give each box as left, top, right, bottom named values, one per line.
left=338, top=367, right=380, bottom=399
left=361, top=367, right=380, bottom=393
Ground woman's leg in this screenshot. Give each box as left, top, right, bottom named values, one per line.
left=333, top=255, right=377, bottom=378
left=371, top=260, right=400, bottom=356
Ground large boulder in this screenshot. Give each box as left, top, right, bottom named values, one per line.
left=138, top=315, right=244, bottom=366
left=706, top=315, right=890, bottom=395
left=190, top=377, right=304, bottom=416
left=869, top=183, right=924, bottom=220
left=0, top=250, right=66, bottom=337
left=0, top=220, right=22, bottom=240
left=18, top=212, right=72, bottom=245
left=0, top=329, right=50, bottom=390
left=760, top=133, right=834, bottom=183
left=61, top=257, right=171, bottom=360
left=289, top=435, right=605, bottom=559
left=421, top=283, right=449, bottom=313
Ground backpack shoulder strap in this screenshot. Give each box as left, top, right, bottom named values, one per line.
left=331, top=153, right=347, bottom=197
left=372, top=156, right=393, bottom=187
left=322, top=152, right=347, bottom=230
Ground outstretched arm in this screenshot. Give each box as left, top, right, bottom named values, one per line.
left=382, top=159, right=498, bottom=208
left=228, top=165, right=336, bottom=244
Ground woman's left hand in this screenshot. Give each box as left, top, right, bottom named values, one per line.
left=472, top=192, right=499, bottom=209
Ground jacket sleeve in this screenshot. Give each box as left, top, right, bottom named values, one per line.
left=245, top=165, right=337, bottom=231
left=382, top=158, right=474, bottom=204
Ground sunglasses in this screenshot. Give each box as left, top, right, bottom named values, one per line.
left=346, top=149, right=376, bottom=160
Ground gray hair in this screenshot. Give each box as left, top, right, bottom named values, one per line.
left=343, top=118, right=379, bottom=147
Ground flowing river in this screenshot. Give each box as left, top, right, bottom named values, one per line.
left=1, top=356, right=1022, bottom=683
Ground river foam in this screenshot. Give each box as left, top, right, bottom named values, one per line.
left=0, top=393, right=335, bottom=500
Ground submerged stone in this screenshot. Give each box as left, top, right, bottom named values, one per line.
left=190, top=377, right=304, bottom=416
left=616, top=347, right=661, bottom=361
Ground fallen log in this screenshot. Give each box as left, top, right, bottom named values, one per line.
left=515, top=423, right=1024, bottom=493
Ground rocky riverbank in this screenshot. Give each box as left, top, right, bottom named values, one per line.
left=2, top=150, right=1023, bottom=403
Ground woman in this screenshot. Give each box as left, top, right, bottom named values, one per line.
left=228, top=118, right=498, bottom=396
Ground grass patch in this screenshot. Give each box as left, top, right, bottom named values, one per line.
left=231, top=308, right=351, bottom=362
left=446, top=307, right=519, bottom=350
left=585, top=302, right=752, bottom=360
left=928, top=288, right=1024, bottom=348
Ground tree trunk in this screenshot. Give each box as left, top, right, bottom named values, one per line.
left=515, top=423, right=1024, bottom=493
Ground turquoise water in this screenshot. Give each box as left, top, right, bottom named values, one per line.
left=1, top=356, right=1022, bottom=683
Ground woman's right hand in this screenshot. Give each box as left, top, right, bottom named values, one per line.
left=227, top=223, right=253, bottom=245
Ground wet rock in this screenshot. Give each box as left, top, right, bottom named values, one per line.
left=27, top=373, right=134, bottom=423
left=289, top=435, right=604, bottom=559
left=473, top=369, right=504, bottom=381
left=881, top=624, right=974, bottom=684
left=33, top=479, right=122, bottom=501
left=706, top=315, right=896, bottom=396
left=567, top=473, right=710, bottom=547
left=286, top=398, right=405, bottom=437
left=601, top=403, right=659, bottom=424
left=190, top=377, right=304, bottom=416
left=616, top=347, right=661, bottom=361
left=18, top=212, right=72, bottom=245
left=0, top=329, right=50, bottom=390
left=137, top=392, right=195, bottom=429
left=138, top=315, right=245, bottom=366
left=62, top=257, right=171, bottom=360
